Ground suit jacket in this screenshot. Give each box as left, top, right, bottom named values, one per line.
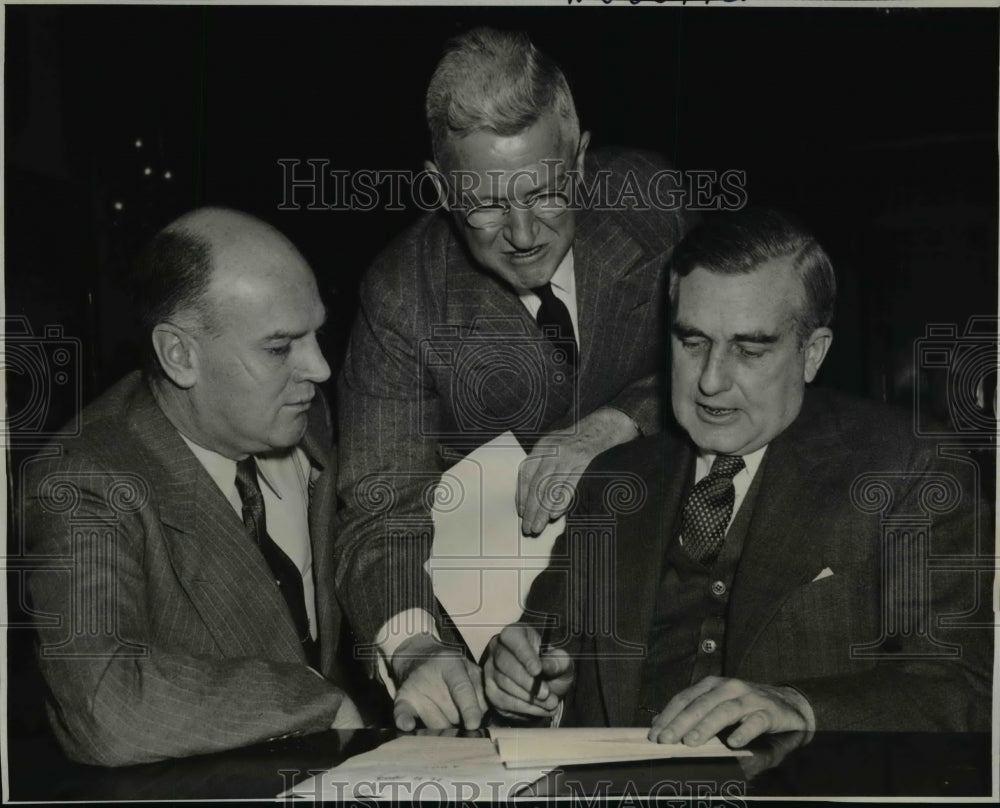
left=336, top=148, right=692, bottom=646
left=24, top=372, right=350, bottom=766
left=531, top=388, right=993, bottom=731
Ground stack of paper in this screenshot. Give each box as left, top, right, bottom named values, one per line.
left=279, top=736, right=550, bottom=802
left=490, top=727, right=751, bottom=769
left=278, top=730, right=750, bottom=800
left=427, top=432, right=565, bottom=661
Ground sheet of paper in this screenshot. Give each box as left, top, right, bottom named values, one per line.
left=278, top=736, right=549, bottom=802
left=490, top=727, right=751, bottom=769
left=427, top=431, right=564, bottom=660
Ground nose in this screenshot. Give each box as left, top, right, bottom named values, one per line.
left=299, top=333, right=331, bottom=384
left=503, top=205, right=539, bottom=250
left=698, top=345, right=733, bottom=397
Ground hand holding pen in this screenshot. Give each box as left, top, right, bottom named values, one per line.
left=483, top=620, right=574, bottom=719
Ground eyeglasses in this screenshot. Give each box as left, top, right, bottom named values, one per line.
left=455, top=172, right=576, bottom=231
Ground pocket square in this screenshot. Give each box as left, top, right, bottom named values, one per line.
left=812, top=567, right=834, bottom=582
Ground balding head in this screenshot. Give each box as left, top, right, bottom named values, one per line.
left=133, top=208, right=311, bottom=373
left=167, top=207, right=303, bottom=273
left=138, top=208, right=330, bottom=458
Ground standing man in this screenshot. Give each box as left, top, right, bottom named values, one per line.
left=336, top=27, right=690, bottom=730
left=484, top=208, right=992, bottom=738
left=24, top=208, right=361, bottom=766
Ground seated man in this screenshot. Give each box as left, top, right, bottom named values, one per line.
left=335, top=26, right=691, bottom=731
left=23, top=208, right=361, bottom=766
left=484, top=208, right=992, bottom=741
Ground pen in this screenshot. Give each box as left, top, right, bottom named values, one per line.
left=529, top=618, right=554, bottom=702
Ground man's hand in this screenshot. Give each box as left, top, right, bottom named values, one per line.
left=518, top=407, right=639, bottom=536
left=330, top=694, right=364, bottom=729
left=484, top=624, right=574, bottom=718
left=648, top=676, right=814, bottom=748
left=390, top=633, right=486, bottom=731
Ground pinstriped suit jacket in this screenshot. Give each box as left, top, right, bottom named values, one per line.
left=335, top=149, right=692, bottom=647
left=535, top=389, right=993, bottom=731
left=24, top=372, right=349, bottom=766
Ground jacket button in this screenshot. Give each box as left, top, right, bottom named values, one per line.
left=711, top=580, right=727, bottom=597
left=701, top=638, right=717, bottom=654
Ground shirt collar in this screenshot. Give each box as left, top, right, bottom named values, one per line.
left=518, top=248, right=575, bottom=302
left=695, top=444, right=768, bottom=482
left=179, top=434, right=285, bottom=500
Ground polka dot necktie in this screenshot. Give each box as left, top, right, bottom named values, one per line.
left=680, top=454, right=746, bottom=566
left=234, top=457, right=313, bottom=651
left=532, top=282, right=579, bottom=379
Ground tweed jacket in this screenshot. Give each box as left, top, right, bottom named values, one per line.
left=530, top=388, right=993, bottom=731
left=23, top=372, right=349, bottom=766
left=335, top=148, right=692, bottom=646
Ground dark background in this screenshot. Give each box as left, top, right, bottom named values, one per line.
left=4, top=1, right=998, bottom=778
left=6, top=4, right=998, bottom=421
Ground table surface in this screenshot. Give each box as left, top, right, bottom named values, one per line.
left=6, top=726, right=993, bottom=802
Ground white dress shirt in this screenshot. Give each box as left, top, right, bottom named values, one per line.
left=181, top=435, right=317, bottom=640
left=517, top=248, right=579, bottom=344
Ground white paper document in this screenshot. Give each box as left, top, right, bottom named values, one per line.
left=278, top=736, right=549, bottom=802
left=490, top=727, right=751, bottom=769
left=427, top=431, right=565, bottom=661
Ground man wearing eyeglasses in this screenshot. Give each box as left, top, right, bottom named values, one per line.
left=335, top=27, right=691, bottom=731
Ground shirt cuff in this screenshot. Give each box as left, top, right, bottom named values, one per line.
left=780, top=683, right=817, bottom=741
left=373, top=608, right=440, bottom=697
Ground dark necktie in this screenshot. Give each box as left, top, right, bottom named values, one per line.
left=680, top=454, right=746, bottom=566
left=234, top=457, right=315, bottom=661
left=532, top=282, right=579, bottom=378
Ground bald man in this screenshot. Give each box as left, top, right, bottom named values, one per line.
left=23, top=208, right=361, bottom=766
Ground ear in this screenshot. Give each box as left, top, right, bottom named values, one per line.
left=802, top=327, right=833, bottom=383
left=424, top=160, right=450, bottom=211
left=574, top=130, right=591, bottom=179
left=151, top=323, right=199, bottom=389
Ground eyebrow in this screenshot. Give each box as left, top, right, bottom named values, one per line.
left=474, top=166, right=569, bottom=205
left=732, top=330, right=780, bottom=345
left=261, top=307, right=328, bottom=341
left=672, top=323, right=705, bottom=340
left=672, top=322, right=781, bottom=344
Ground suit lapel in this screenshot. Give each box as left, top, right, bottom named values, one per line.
left=127, top=382, right=304, bottom=662
left=443, top=233, right=578, bottom=432
left=444, top=234, right=528, bottom=327
left=298, top=396, right=344, bottom=678
left=726, top=395, right=845, bottom=670
left=598, top=436, right=694, bottom=725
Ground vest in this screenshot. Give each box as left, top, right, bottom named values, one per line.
left=634, top=460, right=766, bottom=723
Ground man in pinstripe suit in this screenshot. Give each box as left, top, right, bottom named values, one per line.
left=24, top=208, right=361, bottom=766
left=336, top=28, right=691, bottom=732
